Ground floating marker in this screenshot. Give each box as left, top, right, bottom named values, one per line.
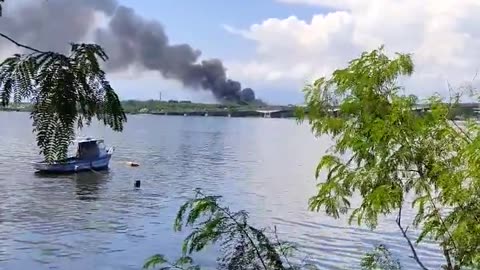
left=127, top=161, right=140, bottom=167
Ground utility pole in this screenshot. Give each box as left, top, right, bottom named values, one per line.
left=159, top=91, right=162, bottom=101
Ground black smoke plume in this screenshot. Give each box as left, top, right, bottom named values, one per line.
left=0, top=0, right=256, bottom=103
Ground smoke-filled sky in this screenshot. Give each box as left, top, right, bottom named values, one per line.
left=1, top=0, right=480, bottom=104
left=0, top=0, right=264, bottom=103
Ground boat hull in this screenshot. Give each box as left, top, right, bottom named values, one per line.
left=33, top=154, right=112, bottom=173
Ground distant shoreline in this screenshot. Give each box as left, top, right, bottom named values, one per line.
left=5, top=100, right=479, bottom=119
left=0, top=100, right=299, bottom=119
left=0, top=107, right=297, bottom=119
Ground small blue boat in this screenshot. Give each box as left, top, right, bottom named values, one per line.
left=32, top=137, right=114, bottom=173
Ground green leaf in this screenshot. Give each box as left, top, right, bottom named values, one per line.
left=0, top=43, right=127, bottom=162
left=175, top=256, right=194, bottom=265
left=144, top=254, right=167, bottom=269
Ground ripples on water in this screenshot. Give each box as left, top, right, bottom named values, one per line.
left=0, top=112, right=443, bottom=269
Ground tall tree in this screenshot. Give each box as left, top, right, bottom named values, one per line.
left=298, top=47, right=480, bottom=269
left=0, top=0, right=126, bottom=162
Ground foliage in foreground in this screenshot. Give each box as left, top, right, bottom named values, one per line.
left=297, top=47, right=480, bottom=269
left=144, top=189, right=304, bottom=270
left=0, top=1, right=126, bottom=162
left=0, top=44, right=126, bottom=161
left=144, top=190, right=401, bottom=270
left=360, top=245, right=402, bottom=270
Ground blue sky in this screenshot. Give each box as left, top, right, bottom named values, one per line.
left=118, top=0, right=320, bottom=59
left=112, top=0, right=326, bottom=104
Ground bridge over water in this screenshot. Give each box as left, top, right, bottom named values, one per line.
left=254, top=104, right=465, bottom=118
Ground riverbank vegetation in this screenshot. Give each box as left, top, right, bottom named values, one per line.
left=0, top=100, right=297, bottom=118
left=0, top=99, right=274, bottom=114
left=120, top=99, right=272, bottom=114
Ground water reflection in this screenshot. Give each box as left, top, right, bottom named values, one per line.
left=33, top=170, right=109, bottom=201
left=73, top=171, right=109, bottom=201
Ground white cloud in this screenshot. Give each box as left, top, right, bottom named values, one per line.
left=276, top=0, right=357, bottom=9
left=225, top=0, right=480, bottom=99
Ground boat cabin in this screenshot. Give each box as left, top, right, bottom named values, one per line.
left=76, top=138, right=107, bottom=160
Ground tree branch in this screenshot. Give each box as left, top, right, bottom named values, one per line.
left=415, top=162, right=461, bottom=270
left=197, top=191, right=269, bottom=270
left=471, top=69, right=478, bottom=82
left=416, top=163, right=459, bottom=254
left=442, top=244, right=454, bottom=270
left=396, top=205, right=429, bottom=270
left=0, top=33, right=46, bottom=53
left=449, top=119, right=472, bottom=143
left=273, top=225, right=294, bottom=269
left=444, top=81, right=473, bottom=143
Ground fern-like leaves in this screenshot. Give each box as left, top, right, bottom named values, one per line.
left=360, top=245, right=402, bottom=270
left=145, top=189, right=317, bottom=270
left=0, top=43, right=126, bottom=162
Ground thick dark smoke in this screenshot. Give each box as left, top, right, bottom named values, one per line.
left=240, top=88, right=255, bottom=102
left=0, top=0, right=256, bottom=103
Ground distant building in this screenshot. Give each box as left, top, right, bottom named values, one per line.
left=179, top=100, right=192, bottom=104
left=168, top=100, right=178, bottom=103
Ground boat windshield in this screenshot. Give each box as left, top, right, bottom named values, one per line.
left=97, top=141, right=106, bottom=150
left=77, top=140, right=100, bottom=159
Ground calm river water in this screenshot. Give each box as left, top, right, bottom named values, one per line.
left=0, top=112, right=443, bottom=270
